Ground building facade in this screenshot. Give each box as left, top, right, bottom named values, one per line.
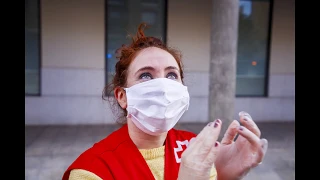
left=25, top=0, right=295, bottom=125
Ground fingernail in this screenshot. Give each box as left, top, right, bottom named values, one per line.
left=214, top=122, right=219, bottom=128
left=239, top=126, right=244, bottom=131
left=216, top=119, right=221, bottom=124
left=239, top=111, right=246, bottom=116
left=239, top=111, right=252, bottom=120
left=239, top=111, right=249, bottom=117
left=244, top=115, right=252, bottom=121
left=215, top=142, right=219, bottom=147
left=208, top=122, right=213, bottom=126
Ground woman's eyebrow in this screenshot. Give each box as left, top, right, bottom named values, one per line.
left=165, top=66, right=179, bottom=71
left=134, top=66, right=155, bottom=76
left=134, top=66, right=179, bottom=76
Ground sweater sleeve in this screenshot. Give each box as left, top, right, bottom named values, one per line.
left=69, top=169, right=103, bottom=180
left=209, top=165, right=217, bottom=180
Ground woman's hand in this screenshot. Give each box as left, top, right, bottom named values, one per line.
left=178, top=119, right=222, bottom=180
left=215, top=111, right=268, bottom=180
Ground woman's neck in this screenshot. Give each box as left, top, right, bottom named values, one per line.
left=127, top=117, right=167, bottom=149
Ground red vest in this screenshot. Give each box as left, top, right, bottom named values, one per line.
left=62, top=124, right=196, bottom=180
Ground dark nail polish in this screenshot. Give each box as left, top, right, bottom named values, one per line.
left=243, top=118, right=248, bottom=121
left=239, top=126, right=243, bottom=131
left=215, top=142, right=218, bottom=147
left=243, top=114, right=252, bottom=121
left=216, top=119, right=221, bottom=124
left=214, top=122, right=219, bottom=128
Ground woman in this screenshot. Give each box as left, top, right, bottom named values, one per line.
left=62, top=23, right=268, bottom=180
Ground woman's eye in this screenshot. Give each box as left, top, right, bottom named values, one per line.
left=139, top=72, right=152, bottom=80
left=167, top=72, right=178, bottom=80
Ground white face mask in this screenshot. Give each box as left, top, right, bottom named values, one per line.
left=124, top=78, right=190, bottom=136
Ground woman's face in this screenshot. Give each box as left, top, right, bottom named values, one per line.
left=126, top=47, right=182, bottom=87
left=114, top=47, right=182, bottom=110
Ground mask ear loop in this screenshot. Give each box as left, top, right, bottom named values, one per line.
left=122, top=87, right=129, bottom=117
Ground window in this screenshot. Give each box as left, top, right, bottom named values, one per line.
left=236, top=0, right=272, bottom=96
left=25, top=0, right=41, bottom=95
left=105, top=0, right=167, bottom=85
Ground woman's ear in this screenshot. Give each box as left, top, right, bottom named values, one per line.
left=114, top=87, right=127, bottom=109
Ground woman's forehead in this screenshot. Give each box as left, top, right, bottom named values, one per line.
left=129, top=47, right=179, bottom=71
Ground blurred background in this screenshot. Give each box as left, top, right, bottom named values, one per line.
left=25, top=0, right=295, bottom=179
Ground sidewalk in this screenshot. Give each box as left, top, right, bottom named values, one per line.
left=25, top=121, right=295, bottom=180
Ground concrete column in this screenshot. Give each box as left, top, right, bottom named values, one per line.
left=209, top=0, right=239, bottom=140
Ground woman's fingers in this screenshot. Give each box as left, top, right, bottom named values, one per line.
left=197, top=120, right=222, bottom=153
left=261, top=138, right=268, bottom=155
left=190, top=119, right=221, bottom=151
left=221, top=120, right=240, bottom=145
left=255, top=138, right=268, bottom=165
left=237, top=125, right=268, bottom=166
left=239, top=111, right=261, bottom=138
left=205, top=141, right=221, bottom=167
left=182, top=119, right=222, bottom=165
left=237, top=125, right=261, bottom=148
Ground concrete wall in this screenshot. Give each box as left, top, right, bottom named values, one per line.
left=237, top=0, right=295, bottom=122
left=167, top=0, right=295, bottom=123
left=25, top=0, right=295, bottom=125
left=25, top=0, right=110, bottom=125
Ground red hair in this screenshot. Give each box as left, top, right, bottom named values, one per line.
left=103, top=23, right=184, bottom=124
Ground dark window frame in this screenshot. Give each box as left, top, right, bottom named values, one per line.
left=235, top=0, right=274, bottom=97
left=104, top=0, right=168, bottom=92
left=25, top=0, right=42, bottom=96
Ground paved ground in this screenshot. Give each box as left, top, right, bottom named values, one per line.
left=25, top=122, right=295, bottom=180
